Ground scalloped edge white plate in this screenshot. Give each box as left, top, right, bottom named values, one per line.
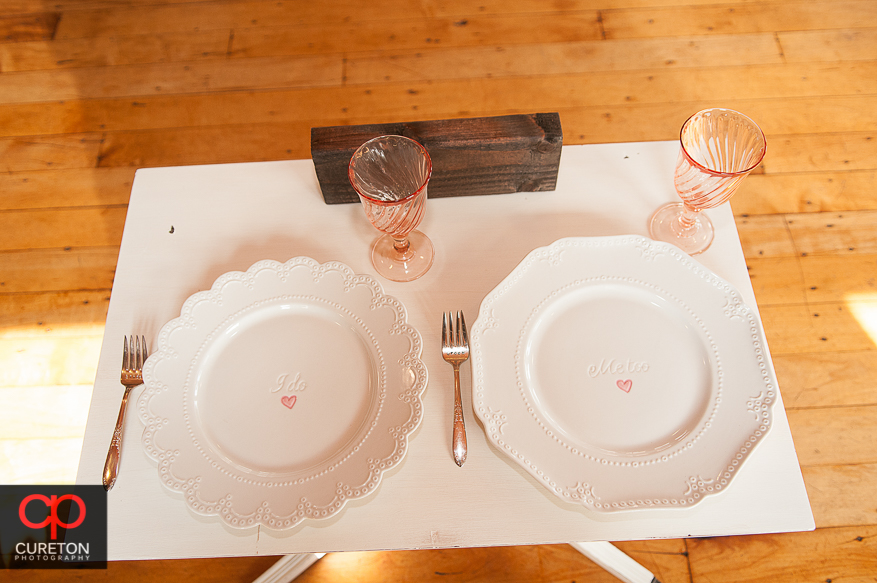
left=471, top=236, right=775, bottom=512
left=138, top=257, right=427, bottom=530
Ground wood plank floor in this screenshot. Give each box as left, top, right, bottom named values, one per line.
left=1, top=0, right=875, bottom=580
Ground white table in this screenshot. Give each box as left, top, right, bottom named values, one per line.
left=76, top=142, right=814, bottom=563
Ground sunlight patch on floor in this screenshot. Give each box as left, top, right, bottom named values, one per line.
left=845, top=293, right=877, bottom=349
left=315, top=550, right=386, bottom=579
left=0, top=325, right=103, bottom=485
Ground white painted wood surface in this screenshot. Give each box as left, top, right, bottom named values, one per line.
left=76, top=143, right=814, bottom=560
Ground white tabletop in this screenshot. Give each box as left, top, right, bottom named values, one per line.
left=76, top=142, right=814, bottom=561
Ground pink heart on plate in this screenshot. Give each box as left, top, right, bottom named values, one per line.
left=616, top=379, right=633, bottom=393
left=280, top=395, right=297, bottom=409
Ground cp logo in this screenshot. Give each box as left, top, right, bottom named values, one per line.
left=19, top=494, right=86, bottom=540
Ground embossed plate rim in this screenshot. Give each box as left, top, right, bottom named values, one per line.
left=471, top=235, right=775, bottom=513
left=137, top=256, right=427, bottom=530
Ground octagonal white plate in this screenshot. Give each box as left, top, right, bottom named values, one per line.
left=471, top=236, right=775, bottom=512
left=138, top=257, right=426, bottom=530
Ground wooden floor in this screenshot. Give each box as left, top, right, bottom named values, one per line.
left=1, top=0, right=876, bottom=580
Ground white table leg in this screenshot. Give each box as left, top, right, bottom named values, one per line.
left=252, top=544, right=656, bottom=583
left=570, top=542, right=661, bottom=583
left=251, top=553, right=325, bottom=583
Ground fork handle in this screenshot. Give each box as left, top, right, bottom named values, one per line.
left=103, top=386, right=133, bottom=491
left=452, top=366, right=467, bottom=467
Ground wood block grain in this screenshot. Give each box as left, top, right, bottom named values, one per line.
left=311, top=113, right=563, bottom=204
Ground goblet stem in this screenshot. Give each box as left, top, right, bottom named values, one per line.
left=649, top=201, right=716, bottom=255
left=676, top=204, right=700, bottom=235
left=392, top=237, right=412, bottom=258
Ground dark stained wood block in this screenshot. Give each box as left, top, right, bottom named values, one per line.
left=310, top=113, right=563, bottom=204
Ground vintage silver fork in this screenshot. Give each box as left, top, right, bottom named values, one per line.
left=102, top=335, right=147, bottom=491
left=442, top=311, right=470, bottom=467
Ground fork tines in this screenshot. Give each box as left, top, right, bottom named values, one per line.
left=122, top=335, right=148, bottom=372
left=442, top=311, right=468, bottom=350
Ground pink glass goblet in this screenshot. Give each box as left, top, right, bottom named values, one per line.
left=348, top=135, right=434, bottom=282
left=649, top=108, right=767, bottom=255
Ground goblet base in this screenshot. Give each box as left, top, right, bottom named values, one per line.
left=371, top=230, right=434, bottom=282
left=648, top=202, right=715, bottom=256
